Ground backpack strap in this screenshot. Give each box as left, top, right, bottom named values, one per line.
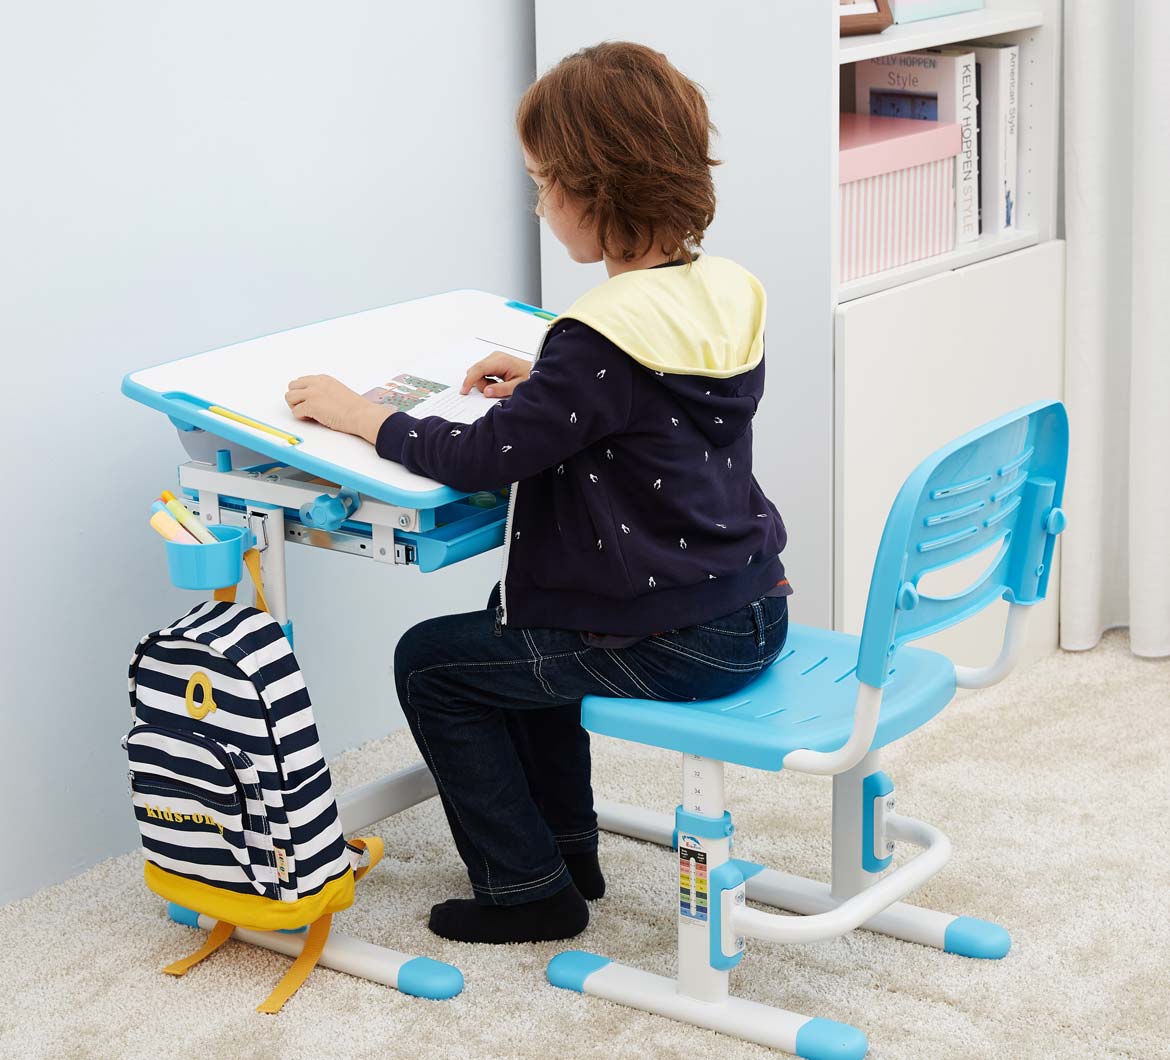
left=213, top=548, right=269, bottom=613
left=348, top=836, right=385, bottom=882
left=256, top=913, right=332, bottom=1015
left=251, top=842, right=382, bottom=1012
left=162, top=919, right=236, bottom=977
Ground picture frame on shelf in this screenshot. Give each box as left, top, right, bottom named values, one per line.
left=839, top=0, right=894, bottom=36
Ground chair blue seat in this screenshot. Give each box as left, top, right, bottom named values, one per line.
left=581, top=623, right=957, bottom=771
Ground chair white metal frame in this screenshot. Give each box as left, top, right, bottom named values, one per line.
left=548, top=401, right=1070, bottom=1059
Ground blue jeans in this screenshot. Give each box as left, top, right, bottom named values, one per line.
left=394, top=585, right=789, bottom=905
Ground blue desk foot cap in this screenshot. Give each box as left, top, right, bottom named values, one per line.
left=944, top=916, right=1011, bottom=959
left=547, top=950, right=611, bottom=993
left=795, top=1018, right=869, bottom=1060
left=397, top=956, right=464, bottom=1000
left=167, top=902, right=201, bottom=929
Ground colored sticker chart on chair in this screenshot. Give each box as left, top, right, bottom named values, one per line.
left=122, top=290, right=549, bottom=510
left=678, top=843, right=708, bottom=922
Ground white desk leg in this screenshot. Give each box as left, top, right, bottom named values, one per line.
left=174, top=497, right=455, bottom=1001
left=249, top=503, right=289, bottom=625
left=596, top=799, right=675, bottom=846
left=337, top=761, right=438, bottom=833
left=167, top=905, right=463, bottom=1000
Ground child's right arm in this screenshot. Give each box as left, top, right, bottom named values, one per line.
left=375, top=322, right=633, bottom=492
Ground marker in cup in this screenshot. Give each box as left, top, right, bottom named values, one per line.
left=159, top=490, right=217, bottom=544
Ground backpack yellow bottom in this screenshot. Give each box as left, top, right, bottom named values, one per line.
left=144, top=861, right=355, bottom=932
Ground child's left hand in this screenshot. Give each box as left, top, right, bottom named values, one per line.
left=285, top=375, right=392, bottom=444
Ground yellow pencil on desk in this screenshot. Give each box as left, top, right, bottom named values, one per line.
left=208, top=404, right=301, bottom=446
left=159, top=491, right=218, bottom=544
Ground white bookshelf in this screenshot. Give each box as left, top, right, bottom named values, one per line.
left=839, top=228, right=1040, bottom=301
left=534, top=1, right=1064, bottom=655
left=839, top=8, right=1043, bottom=63
left=834, top=6, right=1062, bottom=301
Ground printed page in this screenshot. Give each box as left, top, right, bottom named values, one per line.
left=359, top=337, right=533, bottom=425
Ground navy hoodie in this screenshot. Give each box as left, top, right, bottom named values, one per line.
left=376, top=255, right=789, bottom=636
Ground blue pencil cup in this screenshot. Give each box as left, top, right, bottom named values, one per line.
left=165, top=524, right=253, bottom=590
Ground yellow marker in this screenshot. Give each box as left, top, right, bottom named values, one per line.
left=150, top=508, right=199, bottom=544
left=159, top=492, right=217, bottom=544
left=209, top=405, right=301, bottom=446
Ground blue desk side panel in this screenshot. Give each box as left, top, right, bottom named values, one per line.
left=122, top=374, right=467, bottom=511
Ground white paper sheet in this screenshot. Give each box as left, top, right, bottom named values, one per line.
left=359, top=337, right=533, bottom=425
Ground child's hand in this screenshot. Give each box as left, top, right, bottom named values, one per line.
left=461, top=351, right=532, bottom=398
left=285, top=375, right=392, bottom=445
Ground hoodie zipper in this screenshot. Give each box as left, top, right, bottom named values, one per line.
left=496, top=324, right=555, bottom=632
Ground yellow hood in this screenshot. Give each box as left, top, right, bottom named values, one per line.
left=555, top=255, right=766, bottom=379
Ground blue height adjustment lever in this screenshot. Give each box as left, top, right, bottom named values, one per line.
left=299, top=488, right=361, bottom=532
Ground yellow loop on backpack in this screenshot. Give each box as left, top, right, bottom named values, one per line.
left=185, top=671, right=217, bottom=720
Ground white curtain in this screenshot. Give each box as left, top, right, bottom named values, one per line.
left=1061, top=0, right=1170, bottom=657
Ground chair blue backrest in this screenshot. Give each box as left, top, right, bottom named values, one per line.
left=856, top=400, right=1069, bottom=688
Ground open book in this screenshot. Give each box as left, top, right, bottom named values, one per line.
left=361, top=336, right=530, bottom=424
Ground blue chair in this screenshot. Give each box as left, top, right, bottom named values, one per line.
left=547, top=401, right=1069, bottom=1059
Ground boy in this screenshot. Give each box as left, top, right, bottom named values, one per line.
left=285, top=41, right=790, bottom=944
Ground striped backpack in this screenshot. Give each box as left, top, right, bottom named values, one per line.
left=124, top=563, right=382, bottom=1013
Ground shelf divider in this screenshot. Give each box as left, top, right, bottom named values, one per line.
left=839, top=8, right=1043, bottom=64
left=837, top=229, right=1040, bottom=302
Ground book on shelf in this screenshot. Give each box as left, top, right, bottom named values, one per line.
left=972, top=43, right=1019, bottom=235
left=854, top=49, right=980, bottom=244
left=974, top=57, right=983, bottom=232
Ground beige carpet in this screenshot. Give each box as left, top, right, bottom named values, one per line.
left=1, top=631, right=1167, bottom=1060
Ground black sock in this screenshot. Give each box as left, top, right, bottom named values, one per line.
left=428, top=883, right=588, bottom=944
left=563, top=850, right=606, bottom=900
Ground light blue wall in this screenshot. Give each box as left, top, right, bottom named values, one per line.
left=0, top=2, right=538, bottom=904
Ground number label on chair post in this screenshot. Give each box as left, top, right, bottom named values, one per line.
left=678, top=838, right=709, bottom=923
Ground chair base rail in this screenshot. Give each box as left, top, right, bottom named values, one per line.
left=595, top=798, right=1009, bottom=958
left=732, top=812, right=950, bottom=945
left=547, top=952, right=868, bottom=1060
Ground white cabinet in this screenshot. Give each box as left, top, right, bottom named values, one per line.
left=835, top=240, right=1065, bottom=664
left=534, top=3, right=1065, bottom=653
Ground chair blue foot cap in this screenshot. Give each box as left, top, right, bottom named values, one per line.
left=547, top=950, right=611, bottom=992
left=396, top=956, right=464, bottom=999
left=167, top=902, right=201, bottom=929
left=795, top=1018, right=869, bottom=1060
left=944, top=916, right=1011, bottom=959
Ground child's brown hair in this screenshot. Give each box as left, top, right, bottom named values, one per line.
left=517, top=41, right=718, bottom=265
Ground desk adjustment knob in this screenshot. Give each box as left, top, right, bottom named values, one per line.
left=1044, top=507, right=1066, bottom=535
left=300, top=489, right=361, bottom=532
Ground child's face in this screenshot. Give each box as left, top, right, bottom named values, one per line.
left=524, top=147, right=603, bottom=265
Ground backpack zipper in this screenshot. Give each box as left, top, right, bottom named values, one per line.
left=130, top=776, right=240, bottom=812
left=126, top=726, right=275, bottom=897
left=496, top=323, right=555, bottom=631
left=125, top=724, right=252, bottom=826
